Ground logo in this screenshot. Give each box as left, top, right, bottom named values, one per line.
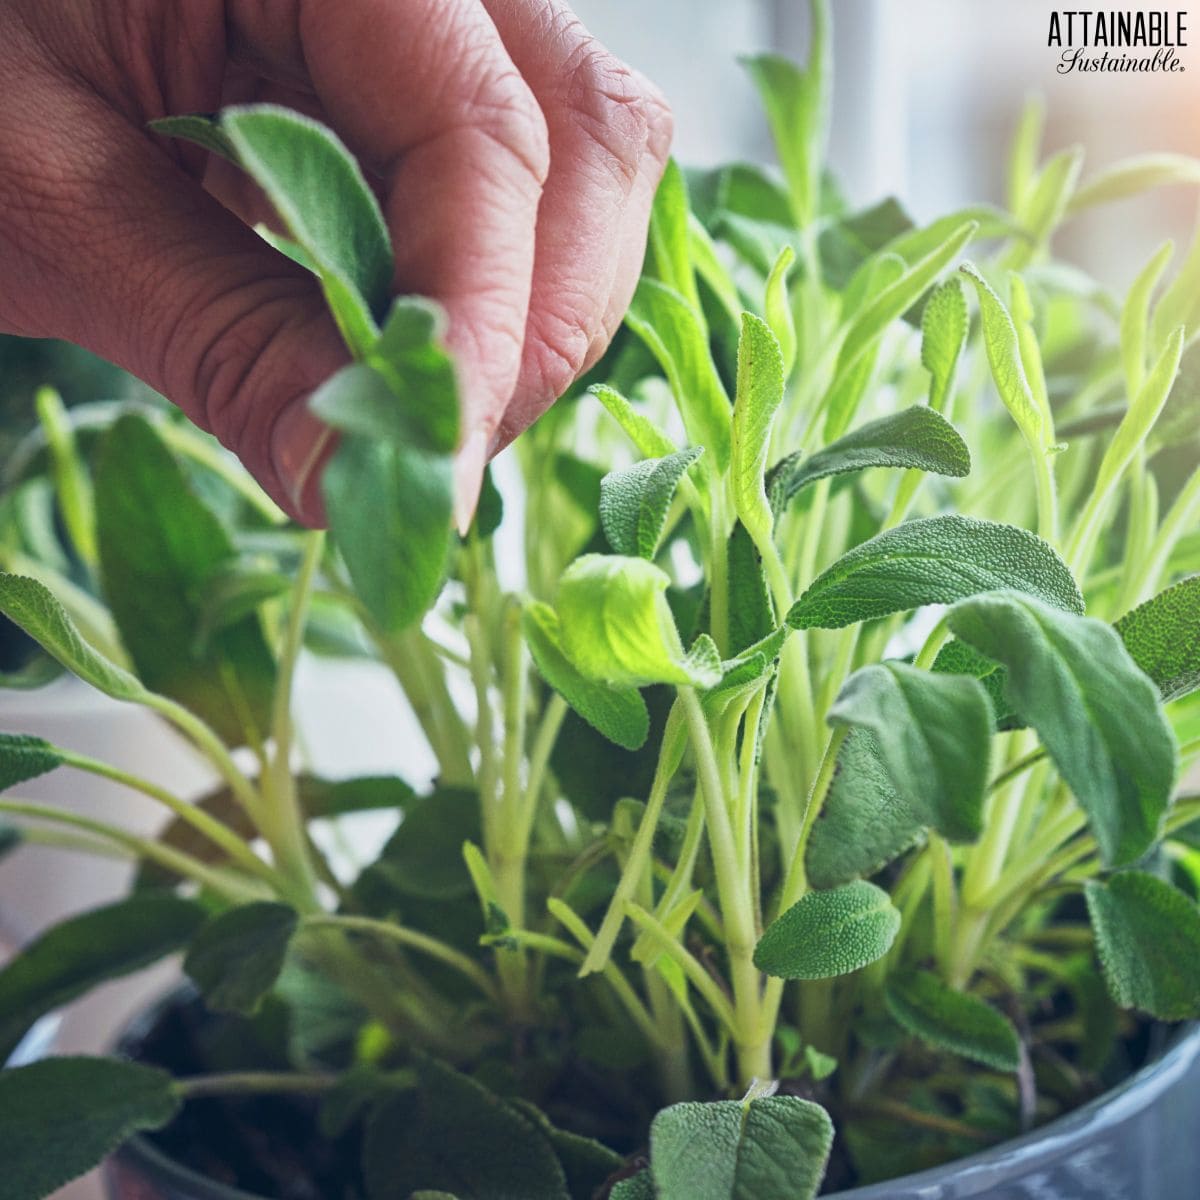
left=1048, top=10, right=1188, bottom=74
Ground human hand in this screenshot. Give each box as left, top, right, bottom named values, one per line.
left=0, top=0, right=671, bottom=524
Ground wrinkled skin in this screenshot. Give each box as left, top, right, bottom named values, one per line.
left=0, top=0, right=671, bottom=523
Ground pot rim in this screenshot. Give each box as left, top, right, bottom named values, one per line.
left=107, top=989, right=1200, bottom=1200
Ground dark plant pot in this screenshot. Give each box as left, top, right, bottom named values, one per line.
left=101, top=997, right=1200, bottom=1200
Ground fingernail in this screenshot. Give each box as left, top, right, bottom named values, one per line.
left=454, top=428, right=490, bottom=536
left=271, top=396, right=335, bottom=526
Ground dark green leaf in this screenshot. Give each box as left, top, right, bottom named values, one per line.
left=0, top=733, right=62, bottom=792
left=827, top=662, right=993, bottom=842
left=600, top=448, right=703, bottom=560
left=0, top=894, right=204, bottom=1061
left=0, top=1057, right=179, bottom=1200
left=362, top=787, right=480, bottom=901
left=754, top=880, right=900, bottom=980
left=524, top=602, right=649, bottom=751
left=805, top=731, right=925, bottom=890
left=610, top=1173, right=654, bottom=1200
left=787, top=515, right=1083, bottom=630
left=184, top=901, right=298, bottom=1015
left=1086, top=871, right=1200, bottom=1020
left=95, top=414, right=275, bottom=747
left=769, top=407, right=970, bottom=512
left=508, top=1099, right=623, bottom=1200
left=727, top=522, right=776, bottom=654
left=1116, top=575, right=1200, bottom=702
left=649, top=1094, right=833, bottom=1200
left=949, top=593, right=1178, bottom=866
left=930, top=639, right=1018, bottom=729
left=886, top=970, right=1021, bottom=1071
left=363, top=1055, right=570, bottom=1200
left=818, top=198, right=914, bottom=291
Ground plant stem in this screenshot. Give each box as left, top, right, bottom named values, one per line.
left=175, top=1072, right=336, bottom=1100
left=303, top=914, right=499, bottom=1002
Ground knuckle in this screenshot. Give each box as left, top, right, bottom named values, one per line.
left=561, top=42, right=651, bottom=188
left=526, top=299, right=595, bottom=399
left=460, top=65, right=550, bottom=188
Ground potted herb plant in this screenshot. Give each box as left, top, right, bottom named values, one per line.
left=1, top=4, right=1199, bottom=1196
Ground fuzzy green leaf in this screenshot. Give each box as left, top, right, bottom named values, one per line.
left=1022, top=146, right=1083, bottom=244
left=0, top=895, right=204, bottom=1062
left=769, top=407, right=970, bottom=512
left=626, top=279, right=732, bottom=470
left=650, top=1094, right=833, bottom=1200
left=0, top=573, right=147, bottom=702
left=732, top=313, right=787, bottom=546
left=764, top=245, right=797, bottom=375
left=557, top=555, right=721, bottom=689
left=805, top=731, right=925, bottom=890
left=837, top=221, right=976, bottom=377
left=921, top=278, right=969, bottom=411
left=95, top=414, right=275, bottom=747
left=930, top=639, right=1018, bottom=729
left=727, top=522, right=776, bottom=654
left=610, top=1174, right=654, bottom=1200
left=961, top=263, right=1048, bottom=448
left=1116, top=575, right=1200, bottom=703
left=647, top=159, right=701, bottom=312
left=524, top=602, right=649, bottom=751
left=885, top=970, right=1021, bottom=1071
left=786, top=515, right=1083, bottom=631
left=600, top=448, right=703, bottom=560
left=1085, top=871, right=1200, bottom=1020
left=149, top=112, right=237, bottom=162
left=220, top=104, right=392, bottom=351
left=1120, top=241, right=1174, bottom=402
left=363, top=1055, right=570, bottom=1200
left=948, top=592, right=1178, bottom=866
left=827, top=662, right=993, bottom=843
left=754, top=881, right=900, bottom=980
left=1069, top=153, right=1200, bottom=214
left=818, top=198, right=914, bottom=291
left=0, top=733, right=62, bottom=792
left=0, top=1058, right=180, bottom=1200
left=588, top=384, right=679, bottom=460
left=184, top=901, right=298, bottom=1016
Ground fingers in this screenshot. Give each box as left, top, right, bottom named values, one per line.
left=481, top=1, right=673, bottom=449
left=0, top=35, right=344, bottom=523
left=233, top=0, right=550, bottom=456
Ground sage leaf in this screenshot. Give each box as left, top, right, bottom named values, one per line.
left=647, top=158, right=701, bottom=313
left=837, top=221, right=976, bottom=377
left=626, top=279, right=732, bottom=471
left=769, top=406, right=970, bottom=512
left=948, top=592, right=1178, bottom=866
left=828, top=662, right=993, bottom=842
left=610, top=1174, right=654, bottom=1200
left=323, top=434, right=453, bottom=635
left=764, top=245, right=797, bottom=375
left=732, top=312, right=786, bottom=547
left=507, top=1098, right=623, bottom=1200
left=149, top=112, right=238, bottom=162
left=727, top=521, right=776, bottom=654
left=1085, top=871, right=1200, bottom=1020
left=961, top=263, right=1048, bottom=448
left=363, top=1054, right=570, bottom=1200
left=805, top=731, right=925, bottom=890
left=930, top=639, right=1018, bottom=729
left=786, top=515, right=1083, bottom=630
left=1115, top=575, right=1200, bottom=702
left=1151, top=212, right=1200, bottom=349
left=741, top=13, right=829, bottom=226
left=754, top=881, right=900, bottom=980
left=588, top=384, right=679, bottom=460
left=819, top=197, right=914, bottom=291
left=221, top=105, right=392, bottom=353
left=184, top=901, right=298, bottom=1016
left=0, top=894, right=204, bottom=1061
left=1120, top=240, right=1174, bottom=402
left=885, top=970, right=1021, bottom=1071
left=95, top=414, right=275, bottom=747
left=600, top=448, right=704, bottom=560
left=1021, top=146, right=1083, bottom=246
left=0, top=1058, right=180, bottom=1200
left=0, top=733, right=62, bottom=792
left=921, top=278, right=969, bottom=411
left=650, top=1094, right=833, bottom=1200
left=1069, top=153, right=1200, bottom=215
left=0, top=573, right=146, bottom=701
left=557, top=555, right=721, bottom=689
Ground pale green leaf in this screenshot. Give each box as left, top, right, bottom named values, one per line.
left=1006, top=96, right=1045, bottom=215
left=764, top=245, right=797, bottom=375
left=731, top=313, right=786, bottom=546
left=920, top=278, right=968, bottom=411
left=647, top=159, right=701, bottom=312
left=1120, top=240, right=1174, bottom=402
left=1070, top=153, right=1200, bottom=215
left=588, top=384, right=679, bottom=460
left=149, top=112, right=238, bottom=162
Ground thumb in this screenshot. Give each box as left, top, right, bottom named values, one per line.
left=0, top=75, right=343, bottom=523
